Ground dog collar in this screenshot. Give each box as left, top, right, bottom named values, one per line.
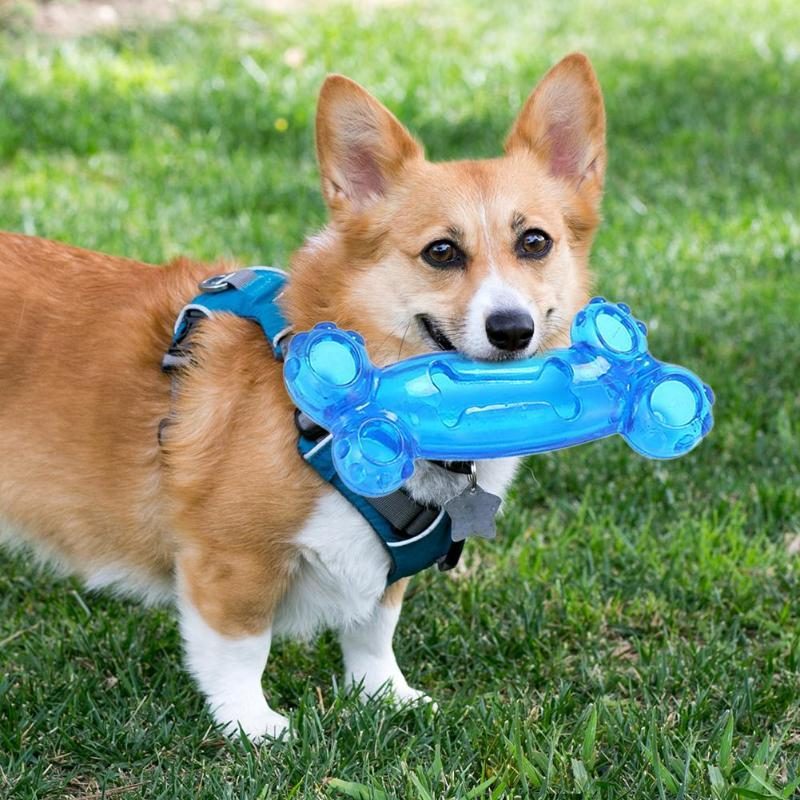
left=161, top=267, right=464, bottom=583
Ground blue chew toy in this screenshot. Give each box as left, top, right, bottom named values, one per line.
left=284, top=298, right=714, bottom=497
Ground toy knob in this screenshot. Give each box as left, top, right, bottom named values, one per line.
left=332, top=416, right=416, bottom=496
left=572, top=299, right=648, bottom=361
left=284, top=324, right=374, bottom=425
left=622, top=365, right=714, bottom=459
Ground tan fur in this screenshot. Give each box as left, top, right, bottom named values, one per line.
left=381, top=578, right=410, bottom=608
left=0, top=54, right=605, bottom=646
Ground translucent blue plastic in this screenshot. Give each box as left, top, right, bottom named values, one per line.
left=284, top=298, right=715, bottom=497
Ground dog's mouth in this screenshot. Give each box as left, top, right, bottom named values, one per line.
left=416, top=314, right=457, bottom=352
left=416, top=313, right=539, bottom=361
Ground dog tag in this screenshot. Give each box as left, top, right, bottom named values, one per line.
left=444, top=483, right=502, bottom=542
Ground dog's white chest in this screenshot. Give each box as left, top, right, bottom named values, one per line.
left=272, top=489, right=391, bottom=640
left=270, top=457, right=520, bottom=641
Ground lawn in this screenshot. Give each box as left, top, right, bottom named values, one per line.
left=1, top=0, right=799, bottom=797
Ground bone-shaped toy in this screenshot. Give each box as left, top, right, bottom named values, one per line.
left=283, top=298, right=715, bottom=497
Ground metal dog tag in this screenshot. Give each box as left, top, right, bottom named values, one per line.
left=444, top=483, right=502, bottom=542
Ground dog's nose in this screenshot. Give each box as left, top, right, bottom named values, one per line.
left=485, top=309, right=534, bottom=352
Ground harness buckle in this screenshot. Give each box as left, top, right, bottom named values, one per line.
left=198, top=272, right=237, bottom=293
left=437, top=539, right=465, bottom=572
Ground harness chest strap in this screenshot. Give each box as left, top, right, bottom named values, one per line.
left=161, top=267, right=465, bottom=584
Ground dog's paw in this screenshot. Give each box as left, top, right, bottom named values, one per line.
left=392, top=683, right=438, bottom=711
left=349, top=674, right=437, bottom=711
left=213, top=699, right=291, bottom=743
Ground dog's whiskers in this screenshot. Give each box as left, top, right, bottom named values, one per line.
left=371, top=317, right=416, bottom=360
left=396, top=319, right=414, bottom=360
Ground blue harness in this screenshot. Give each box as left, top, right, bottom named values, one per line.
left=162, top=267, right=463, bottom=584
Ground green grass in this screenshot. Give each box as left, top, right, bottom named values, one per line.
left=1, top=0, right=799, bottom=797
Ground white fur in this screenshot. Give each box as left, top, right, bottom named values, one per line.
left=462, top=274, right=542, bottom=359
left=178, top=592, right=289, bottom=741
left=477, top=203, right=497, bottom=270
left=84, top=563, right=173, bottom=606
left=474, top=456, right=521, bottom=500
left=405, top=456, right=519, bottom=508
left=339, top=600, right=428, bottom=703
left=273, top=490, right=391, bottom=640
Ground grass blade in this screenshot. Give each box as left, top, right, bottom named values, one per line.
left=582, top=705, right=598, bottom=771
left=326, top=779, right=389, bottom=800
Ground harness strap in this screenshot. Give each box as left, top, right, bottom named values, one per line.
left=298, top=433, right=458, bottom=583
left=163, top=268, right=291, bottom=374
left=161, top=267, right=465, bottom=584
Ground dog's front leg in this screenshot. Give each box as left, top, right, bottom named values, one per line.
left=176, top=551, right=292, bottom=742
left=339, top=579, right=431, bottom=706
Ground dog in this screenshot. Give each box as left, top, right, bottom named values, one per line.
left=0, top=53, right=606, bottom=741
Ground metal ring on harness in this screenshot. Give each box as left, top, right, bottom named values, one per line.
left=198, top=273, right=238, bottom=293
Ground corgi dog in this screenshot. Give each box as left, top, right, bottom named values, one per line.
left=0, top=53, right=605, bottom=741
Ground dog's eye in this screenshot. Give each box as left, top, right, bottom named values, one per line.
left=516, top=228, right=553, bottom=260
left=422, top=240, right=465, bottom=268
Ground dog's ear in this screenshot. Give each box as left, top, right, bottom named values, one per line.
left=316, top=75, right=423, bottom=214
left=505, top=53, right=606, bottom=196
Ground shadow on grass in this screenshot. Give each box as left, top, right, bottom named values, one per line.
left=1, top=43, right=797, bottom=178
